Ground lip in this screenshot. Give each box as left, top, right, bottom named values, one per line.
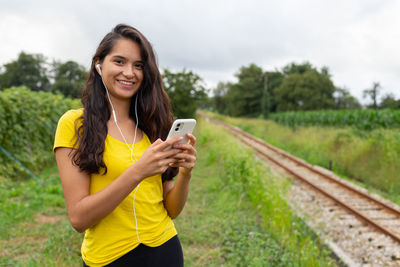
left=117, top=79, right=135, bottom=88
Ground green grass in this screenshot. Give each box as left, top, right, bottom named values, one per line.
left=0, top=117, right=338, bottom=266
left=207, top=111, right=400, bottom=205
left=0, top=167, right=83, bottom=266
left=176, top=117, right=337, bottom=266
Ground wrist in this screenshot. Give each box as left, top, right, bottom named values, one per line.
left=128, top=163, right=145, bottom=184
left=179, top=167, right=192, bottom=179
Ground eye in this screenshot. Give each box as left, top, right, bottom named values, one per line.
left=114, top=59, right=124, bottom=65
left=134, top=63, right=144, bottom=70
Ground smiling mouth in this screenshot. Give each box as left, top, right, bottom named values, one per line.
left=117, top=80, right=134, bottom=86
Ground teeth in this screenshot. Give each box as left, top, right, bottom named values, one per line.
left=119, top=80, right=133, bottom=85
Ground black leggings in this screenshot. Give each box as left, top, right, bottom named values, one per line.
left=83, top=235, right=183, bottom=267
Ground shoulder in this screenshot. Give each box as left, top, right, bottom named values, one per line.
left=54, top=108, right=84, bottom=151
left=57, top=108, right=84, bottom=128
left=59, top=108, right=84, bottom=122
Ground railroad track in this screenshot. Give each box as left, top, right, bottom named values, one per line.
left=205, top=115, right=400, bottom=266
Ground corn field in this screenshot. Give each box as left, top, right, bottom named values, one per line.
left=269, top=109, right=400, bottom=130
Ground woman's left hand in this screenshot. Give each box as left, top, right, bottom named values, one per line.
left=169, top=133, right=197, bottom=177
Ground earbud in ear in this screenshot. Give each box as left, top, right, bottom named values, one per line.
left=96, top=64, right=102, bottom=76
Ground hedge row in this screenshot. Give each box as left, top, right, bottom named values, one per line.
left=0, top=86, right=80, bottom=180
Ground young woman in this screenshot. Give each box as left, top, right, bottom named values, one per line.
left=53, top=24, right=196, bottom=267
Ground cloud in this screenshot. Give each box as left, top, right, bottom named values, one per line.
left=0, top=0, right=399, bottom=101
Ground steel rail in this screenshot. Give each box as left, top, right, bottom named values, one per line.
left=207, top=115, right=400, bottom=244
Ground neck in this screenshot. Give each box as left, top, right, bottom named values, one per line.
left=108, top=96, right=132, bottom=123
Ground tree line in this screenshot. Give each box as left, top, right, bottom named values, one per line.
left=0, top=52, right=88, bottom=99
left=211, top=62, right=400, bottom=118
left=0, top=52, right=399, bottom=119
left=0, top=52, right=207, bottom=118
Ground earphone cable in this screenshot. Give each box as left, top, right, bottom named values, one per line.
left=99, top=73, right=141, bottom=243
left=100, top=76, right=138, bottom=162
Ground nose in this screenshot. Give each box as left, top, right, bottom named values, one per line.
left=123, top=65, right=135, bottom=79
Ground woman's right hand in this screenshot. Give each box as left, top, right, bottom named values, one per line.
left=133, top=136, right=183, bottom=180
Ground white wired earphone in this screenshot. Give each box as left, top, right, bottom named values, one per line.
left=96, top=63, right=142, bottom=243
left=96, top=63, right=139, bottom=163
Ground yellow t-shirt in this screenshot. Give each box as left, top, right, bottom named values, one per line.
left=53, top=108, right=177, bottom=266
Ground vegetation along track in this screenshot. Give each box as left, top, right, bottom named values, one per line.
left=205, top=115, right=400, bottom=266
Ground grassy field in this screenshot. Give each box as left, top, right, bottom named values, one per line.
left=176, top=118, right=337, bottom=266
left=208, top=111, right=400, bottom=204
left=0, top=168, right=83, bottom=266
left=0, top=117, right=337, bottom=266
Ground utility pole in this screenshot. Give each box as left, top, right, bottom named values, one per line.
left=261, top=72, right=269, bottom=118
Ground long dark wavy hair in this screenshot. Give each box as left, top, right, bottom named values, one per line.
left=72, top=24, right=178, bottom=182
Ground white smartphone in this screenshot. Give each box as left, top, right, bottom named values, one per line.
left=165, top=119, right=196, bottom=150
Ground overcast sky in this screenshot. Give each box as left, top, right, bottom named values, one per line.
left=0, top=0, right=399, bottom=103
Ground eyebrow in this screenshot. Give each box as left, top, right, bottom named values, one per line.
left=111, top=55, right=143, bottom=63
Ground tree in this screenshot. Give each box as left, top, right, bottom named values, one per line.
left=282, top=61, right=314, bottom=75
left=320, top=66, right=331, bottom=77
left=212, top=82, right=230, bottom=114
left=274, top=66, right=336, bottom=111
left=363, top=82, right=381, bottom=109
left=380, top=93, right=400, bottom=109
left=333, top=87, right=361, bottom=109
left=210, top=66, right=283, bottom=117
left=162, top=69, right=207, bottom=118
left=0, top=52, right=50, bottom=91
left=225, top=63, right=264, bottom=117
left=263, top=71, right=284, bottom=113
left=51, top=60, right=88, bottom=98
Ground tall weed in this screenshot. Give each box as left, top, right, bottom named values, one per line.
left=199, top=118, right=336, bottom=266
left=209, top=112, right=400, bottom=202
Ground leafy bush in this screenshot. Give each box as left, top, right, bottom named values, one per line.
left=0, top=86, right=80, bottom=180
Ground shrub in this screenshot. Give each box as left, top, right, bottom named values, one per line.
left=0, top=86, right=80, bottom=180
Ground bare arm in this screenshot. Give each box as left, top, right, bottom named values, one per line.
left=163, top=134, right=197, bottom=219
left=56, top=137, right=183, bottom=232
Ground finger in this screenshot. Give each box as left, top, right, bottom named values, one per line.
left=171, top=161, right=195, bottom=169
left=168, top=156, right=189, bottom=167
left=172, top=143, right=197, bottom=155
left=159, top=158, right=180, bottom=169
left=169, top=158, right=185, bottom=164
left=187, top=133, right=196, bottom=146
left=169, top=161, right=185, bottom=167
left=173, top=153, right=196, bottom=163
left=161, top=148, right=184, bottom=158
left=153, top=138, right=163, bottom=144
left=150, top=138, right=164, bottom=148
left=169, top=162, right=179, bottom=168
left=166, top=135, right=185, bottom=143
left=157, top=136, right=183, bottom=150
left=172, top=135, right=196, bottom=149
left=147, top=139, right=163, bottom=154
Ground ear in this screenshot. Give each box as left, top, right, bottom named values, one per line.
left=94, top=59, right=101, bottom=76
